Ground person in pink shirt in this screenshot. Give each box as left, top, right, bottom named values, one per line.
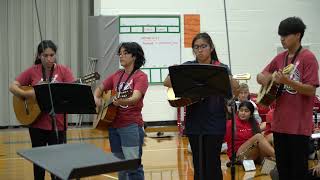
left=9, top=40, right=75, bottom=180
left=94, top=42, right=148, bottom=180
left=225, top=101, right=275, bottom=163
left=257, top=17, right=319, bottom=180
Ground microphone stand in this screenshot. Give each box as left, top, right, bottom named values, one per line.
left=229, top=98, right=237, bottom=180
left=47, top=79, right=60, bottom=143
left=223, top=0, right=236, bottom=178
left=34, top=0, right=59, bottom=143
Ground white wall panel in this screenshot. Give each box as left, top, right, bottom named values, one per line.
left=95, top=0, right=320, bottom=122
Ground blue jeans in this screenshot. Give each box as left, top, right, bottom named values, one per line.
left=109, top=123, right=145, bottom=180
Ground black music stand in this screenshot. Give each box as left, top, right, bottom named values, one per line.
left=169, top=64, right=236, bottom=179
left=169, top=64, right=232, bottom=99
left=17, top=143, right=141, bottom=180
left=34, top=83, right=97, bottom=143
left=34, top=83, right=96, bottom=114
left=18, top=83, right=141, bottom=179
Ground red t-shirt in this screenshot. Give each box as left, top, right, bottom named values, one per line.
left=225, top=116, right=256, bottom=159
left=16, top=64, right=75, bottom=130
left=102, top=69, right=148, bottom=128
left=263, top=49, right=319, bottom=136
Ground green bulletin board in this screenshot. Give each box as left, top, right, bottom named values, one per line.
left=119, top=15, right=181, bottom=83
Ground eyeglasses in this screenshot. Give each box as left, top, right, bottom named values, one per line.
left=193, top=44, right=209, bottom=51
left=117, top=52, right=131, bottom=57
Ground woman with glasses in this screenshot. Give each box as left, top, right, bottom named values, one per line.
left=164, top=32, right=239, bottom=180
left=94, top=42, right=148, bottom=180
left=9, top=40, right=75, bottom=180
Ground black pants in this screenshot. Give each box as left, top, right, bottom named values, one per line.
left=29, top=127, right=66, bottom=180
left=188, top=134, right=224, bottom=180
left=273, top=132, right=309, bottom=180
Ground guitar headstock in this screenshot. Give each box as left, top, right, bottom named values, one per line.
left=78, top=72, right=101, bottom=84
left=233, top=73, right=251, bottom=80
left=283, top=64, right=294, bottom=74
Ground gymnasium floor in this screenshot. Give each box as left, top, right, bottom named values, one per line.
left=0, top=126, right=281, bottom=180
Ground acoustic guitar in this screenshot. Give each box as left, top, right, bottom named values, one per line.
left=94, top=89, right=132, bottom=130
left=12, top=72, right=100, bottom=125
left=167, top=88, right=199, bottom=107
left=167, top=73, right=251, bottom=107
left=256, top=64, right=294, bottom=106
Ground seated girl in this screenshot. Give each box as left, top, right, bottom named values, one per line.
left=225, top=101, right=275, bottom=163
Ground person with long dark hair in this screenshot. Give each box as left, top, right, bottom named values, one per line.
left=94, top=42, right=148, bottom=180
left=257, top=17, right=319, bottom=180
left=9, top=40, right=75, bottom=180
left=225, top=101, right=275, bottom=162
left=164, top=32, right=239, bottom=180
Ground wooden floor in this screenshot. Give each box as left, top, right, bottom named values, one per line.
left=0, top=126, right=275, bottom=180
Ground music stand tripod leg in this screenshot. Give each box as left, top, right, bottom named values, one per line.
left=230, top=100, right=237, bottom=180
left=199, top=135, right=203, bottom=180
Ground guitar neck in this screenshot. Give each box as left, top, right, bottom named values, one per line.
left=74, top=72, right=100, bottom=84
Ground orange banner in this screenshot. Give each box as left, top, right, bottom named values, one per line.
left=184, top=14, right=200, bottom=48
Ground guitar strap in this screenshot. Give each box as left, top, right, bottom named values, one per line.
left=116, top=69, right=136, bottom=95
left=276, top=45, right=302, bottom=97
left=41, top=64, right=55, bottom=82
left=285, top=45, right=302, bottom=66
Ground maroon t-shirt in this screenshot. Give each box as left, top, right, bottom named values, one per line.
left=15, top=64, right=75, bottom=130
left=263, top=49, right=319, bottom=136
left=102, top=69, right=148, bottom=128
